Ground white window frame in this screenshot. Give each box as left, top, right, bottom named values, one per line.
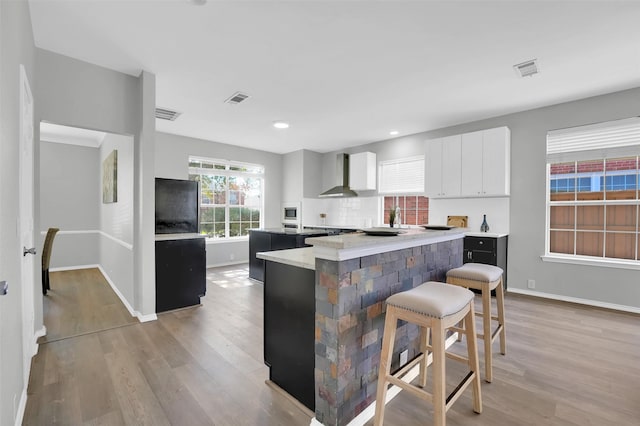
left=189, top=156, right=264, bottom=241
left=543, top=118, right=640, bottom=269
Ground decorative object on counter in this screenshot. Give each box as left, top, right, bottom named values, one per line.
left=394, top=205, right=401, bottom=228
left=480, top=214, right=490, bottom=232
left=447, top=215, right=468, bottom=228
left=422, top=225, right=454, bottom=230
left=388, top=206, right=396, bottom=228
left=320, top=213, right=326, bottom=225
left=361, top=228, right=406, bottom=236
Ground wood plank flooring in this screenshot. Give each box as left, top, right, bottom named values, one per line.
left=25, top=265, right=640, bottom=425
left=24, top=265, right=310, bottom=426
left=39, top=268, right=138, bottom=343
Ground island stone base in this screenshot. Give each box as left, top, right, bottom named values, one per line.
left=313, top=238, right=463, bottom=426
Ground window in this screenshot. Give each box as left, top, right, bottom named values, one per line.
left=382, top=196, right=429, bottom=226
left=189, top=157, right=264, bottom=239
left=378, top=156, right=425, bottom=194
left=546, top=118, right=640, bottom=262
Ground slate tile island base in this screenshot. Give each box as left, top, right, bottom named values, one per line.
left=314, top=239, right=462, bottom=426
left=260, top=229, right=464, bottom=426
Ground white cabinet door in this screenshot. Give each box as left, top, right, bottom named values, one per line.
left=349, top=152, right=376, bottom=190
left=426, top=135, right=461, bottom=197
left=425, top=138, right=444, bottom=196
left=441, top=135, right=461, bottom=197
left=461, top=131, right=483, bottom=196
left=482, top=127, right=510, bottom=196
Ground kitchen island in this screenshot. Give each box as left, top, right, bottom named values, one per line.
left=258, top=228, right=465, bottom=426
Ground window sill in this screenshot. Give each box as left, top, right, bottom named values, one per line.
left=205, top=237, right=249, bottom=244
left=541, top=254, right=640, bottom=270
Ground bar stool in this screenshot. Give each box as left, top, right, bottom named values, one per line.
left=446, top=263, right=505, bottom=383
left=374, top=281, right=482, bottom=426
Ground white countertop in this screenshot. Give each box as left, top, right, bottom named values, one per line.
left=465, top=232, right=509, bottom=238
left=155, top=233, right=205, bottom=241
left=306, top=228, right=466, bottom=261
left=257, top=247, right=315, bottom=270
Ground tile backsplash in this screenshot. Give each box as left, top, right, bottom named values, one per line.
left=302, top=196, right=380, bottom=228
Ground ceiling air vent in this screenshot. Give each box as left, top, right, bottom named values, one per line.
left=155, top=107, right=182, bottom=121
left=513, top=59, right=539, bottom=77
left=225, top=91, right=250, bottom=105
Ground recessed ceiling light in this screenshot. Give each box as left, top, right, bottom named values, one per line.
left=389, top=130, right=399, bottom=136
left=273, top=121, right=290, bottom=129
left=188, top=0, right=207, bottom=5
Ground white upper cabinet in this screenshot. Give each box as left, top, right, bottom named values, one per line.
left=426, top=126, right=510, bottom=198
left=425, top=135, right=461, bottom=197
left=349, top=151, right=376, bottom=190
left=460, top=131, right=484, bottom=196
left=461, top=126, right=510, bottom=197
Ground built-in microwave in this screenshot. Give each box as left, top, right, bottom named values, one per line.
left=282, top=203, right=301, bottom=228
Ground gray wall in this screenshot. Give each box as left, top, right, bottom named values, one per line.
left=322, top=87, right=640, bottom=310
left=40, top=141, right=100, bottom=267
left=155, top=131, right=283, bottom=266
left=35, top=49, right=156, bottom=320
left=100, top=133, right=135, bottom=305
left=0, top=0, right=36, bottom=424
left=282, top=150, right=303, bottom=202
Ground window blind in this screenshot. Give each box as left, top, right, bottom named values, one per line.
left=378, top=156, right=424, bottom=194
left=547, top=117, right=640, bottom=161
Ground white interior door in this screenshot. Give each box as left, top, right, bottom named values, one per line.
left=19, top=65, right=36, bottom=382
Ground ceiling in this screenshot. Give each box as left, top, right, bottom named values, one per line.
left=28, top=1, right=640, bottom=154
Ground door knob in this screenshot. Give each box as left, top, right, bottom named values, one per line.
left=23, top=247, right=36, bottom=256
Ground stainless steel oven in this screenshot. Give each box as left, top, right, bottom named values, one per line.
left=282, top=202, right=301, bottom=229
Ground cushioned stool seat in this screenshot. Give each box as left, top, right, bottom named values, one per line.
left=374, top=282, right=482, bottom=426
left=447, top=263, right=506, bottom=382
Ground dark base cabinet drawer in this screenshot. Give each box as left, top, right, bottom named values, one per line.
left=463, top=235, right=508, bottom=290
left=464, top=236, right=497, bottom=252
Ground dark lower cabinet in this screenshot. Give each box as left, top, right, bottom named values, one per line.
left=155, top=237, right=206, bottom=312
left=463, top=235, right=508, bottom=290
left=263, top=260, right=315, bottom=411
left=249, top=230, right=327, bottom=282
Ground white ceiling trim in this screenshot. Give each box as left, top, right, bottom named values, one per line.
left=40, top=122, right=106, bottom=148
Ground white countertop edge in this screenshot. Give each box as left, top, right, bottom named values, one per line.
left=155, top=233, right=205, bottom=241
left=465, top=232, right=509, bottom=238
left=312, top=233, right=464, bottom=261
left=257, top=247, right=316, bottom=270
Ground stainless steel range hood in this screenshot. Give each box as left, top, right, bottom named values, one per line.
left=319, top=153, right=358, bottom=198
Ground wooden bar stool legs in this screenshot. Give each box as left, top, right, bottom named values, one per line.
left=374, top=282, right=482, bottom=426
left=446, top=263, right=506, bottom=383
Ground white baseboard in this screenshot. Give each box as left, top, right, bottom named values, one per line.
left=14, top=388, right=27, bottom=426
left=33, top=326, right=46, bottom=356
left=17, top=326, right=47, bottom=426
left=508, top=288, right=640, bottom=314
left=49, top=264, right=100, bottom=272
left=310, top=334, right=459, bottom=426
left=136, top=313, right=158, bottom=322
left=96, top=265, right=157, bottom=323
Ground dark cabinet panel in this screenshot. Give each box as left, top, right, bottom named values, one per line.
left=463, top=235, right=508, bottom=290
left=263, top=261, right=315, bottom=411
left=155, top=238, right=206, bottom=312
left=249, top=232, right=271, bottom=281
left=249, top=230, right=327, bottom=282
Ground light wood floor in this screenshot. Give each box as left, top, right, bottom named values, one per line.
left=25, top=265, right=640, bottom=425
left=39, top=268, right=138, bottom=343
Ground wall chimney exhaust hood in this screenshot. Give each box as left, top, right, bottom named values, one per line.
left=319, top=153, right=358, bottom=198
